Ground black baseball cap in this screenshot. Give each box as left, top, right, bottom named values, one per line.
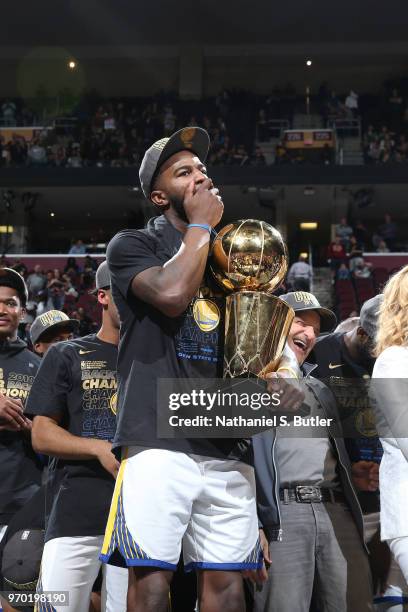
left=1, top=529, right=44, bottom=592
left=139, top=126, right=210, bottom=199
left=0, top=267, right=28, bottom=306
left=30, top=310, right=79, bottom=345
left=280, top=291, right=337, bottom=333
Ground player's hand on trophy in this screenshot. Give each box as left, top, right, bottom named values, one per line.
left=184, top=178, right=224, bottom=228
left=265, top=372, right=305, bottom=411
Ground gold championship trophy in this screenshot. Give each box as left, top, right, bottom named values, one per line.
left=210, top=219, right=296, bottom=379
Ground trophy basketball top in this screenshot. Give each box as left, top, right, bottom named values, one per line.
left=210, top=219, right=288, bottom=293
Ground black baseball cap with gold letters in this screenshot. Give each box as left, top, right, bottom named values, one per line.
left=139, top=127, right=210, bottom=199
left=30, top=310, right=79, bottom=345
left=280, top=291, right=337, bottom=333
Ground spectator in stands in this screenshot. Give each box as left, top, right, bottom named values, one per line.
left=396, top=134, right=408, bottom=161
left=335, top=217, right=353, bottom=250
left=365, top=140, right=381, bottom=164
left=275, top=141, right=289, bottom=164
left=1, top=99, right=17, bottom=126
left=337, top=262, right=351, bottom=280
left=287, top=255, right=312, bottom=291
left=46, top=269, right=65, bottom=310
left=62, top=274, right=79, bottom=299
left=0, top=134, right=4, bottom=167
left=251, top=146, right=267, bottom=166
left=353, top=257, right=373, bottom=279
left=363, top=124, right=378, bottom=149
left=66, top=143, right=83, bottom=167
left=353, top=220, right=369, bottom=250
left=163, top=105, right=176, bottom=135
left=26, top=264, right=46, bottom=298
left=378, top=213, right=397, bottom=251
left=64, top=257, right=80, bottom=277
left=345, top=90, right=359, bottom=117
left=8, top=135, right=27, bottom=166
left=230, top=144, right=249, bottom=166
left=68, top=239, right=86, bottom=255
left=83, top=256, right=98, bottom=273
left=72, top=307, right=94, bottom=336
left=347, top=235, right=363, bottom=260
left=349, top=243, right=365, bottom=272
left=327, top=237, right=346, bottom=280
left=320, top=144, right=332, bottom=165
left=388, top=88, right=403, bottom=133
left=257, top=109, right=269, bottom=141
left=327, top=90, right=343, bottom=117
left=376, top=239, right=390, bottom=253
left=27, top=139, right=47, bottom=165
left=22, top=300, right=38, bottom=327
left=11, top=260, right=27, bottom=277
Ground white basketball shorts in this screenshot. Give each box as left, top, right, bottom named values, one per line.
left=100, top=447, right=261, bottom=571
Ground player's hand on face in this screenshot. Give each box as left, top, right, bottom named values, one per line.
left=96, top=440, right=120, bottom=479
left=0, top=395, right=30, bottom=431
left=265, top=372, right=305, bottom=411
left=184, top=178, right=224, bottom=228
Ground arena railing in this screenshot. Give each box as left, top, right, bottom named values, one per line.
left=327, top=118, right=361, bottom=139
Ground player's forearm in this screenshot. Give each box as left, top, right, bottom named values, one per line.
left=132, top=228, right=211, bottom=317
left=32, top=416, right=104, bottom=460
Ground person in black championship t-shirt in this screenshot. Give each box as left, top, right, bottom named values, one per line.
left=0, top=310, right=80, bottom=612
left=100, top=127, right=262, bottom=612
left=0, top=269, right=42, bottom=612
left=27, top=262, right=128, bottom=612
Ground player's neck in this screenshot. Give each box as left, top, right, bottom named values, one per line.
left=97, top=320, right=119, bottom=346
left=164, top=209, right=188, bottom=234
left=0, top=331, right=18, bottom=343
left=343, top=332, right=361, bottom=362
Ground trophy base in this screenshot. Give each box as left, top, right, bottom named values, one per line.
left=223, top=291, right=294, bottom=379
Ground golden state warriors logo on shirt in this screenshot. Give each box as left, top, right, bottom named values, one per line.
left=109, top=392, right=117, bottom=416
left=193, top=299, right=220, bottom=332
left=355, top=408, right=378, bottom=438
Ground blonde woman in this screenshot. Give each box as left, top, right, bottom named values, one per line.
left=372, top=264, right=408, bottom=586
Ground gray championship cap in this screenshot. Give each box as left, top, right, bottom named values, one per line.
left=90, top=260, right=111, bottom=294
left=139, top=126, right=210, bottom=199
left=280, top=291, right=337, bottom=333
left=0, top=267, right=28, bottom=306
left=360, top=294, right=383, bottom=339
left=30, top=310, right=79, bottom=345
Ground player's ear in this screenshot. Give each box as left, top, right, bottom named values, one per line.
left=356, top=326, right=368, bottom=341
left=150, top=189, right=170, bottom=212
left=97, top=289, right=109, bottom=307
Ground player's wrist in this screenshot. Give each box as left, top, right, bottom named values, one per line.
left=187, top=223, right=212, bottom=235
left=90, top=438, right=107, bottom=458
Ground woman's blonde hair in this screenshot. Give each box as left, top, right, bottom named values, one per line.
left=375, top=264, right=408, bottom=356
